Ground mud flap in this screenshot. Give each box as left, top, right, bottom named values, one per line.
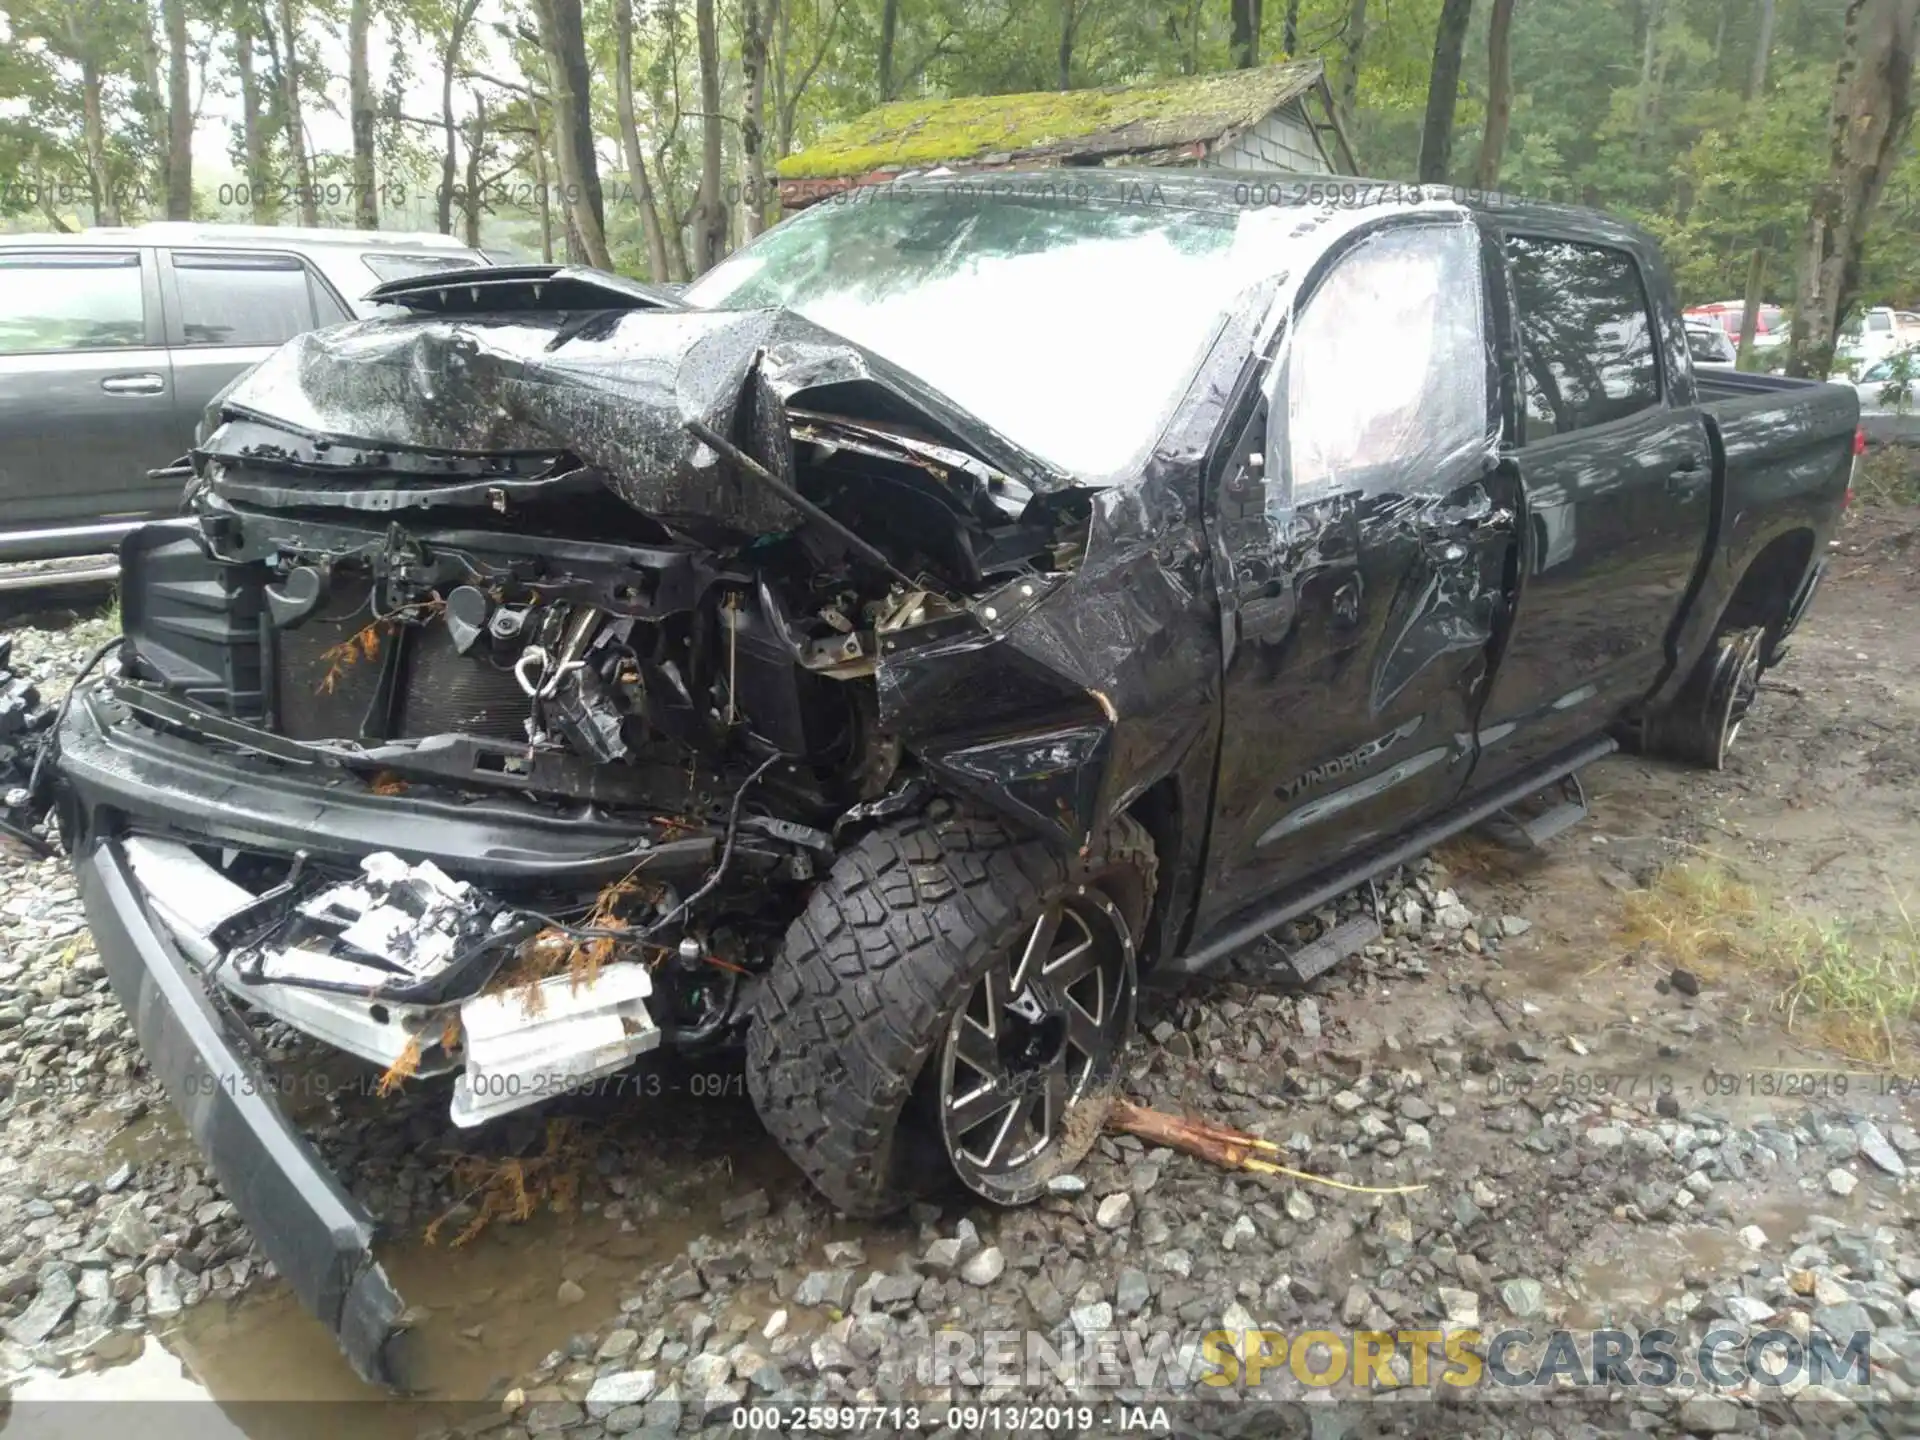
left=74, top=838, right=413, bottom=1388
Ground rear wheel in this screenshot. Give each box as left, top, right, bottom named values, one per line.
left=1642, top=625, right=1765, bottom=770
left=746, top=809, right=1152, bottom=1215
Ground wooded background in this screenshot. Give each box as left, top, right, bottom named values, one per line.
left=2, top=0, right=1916, bottom=375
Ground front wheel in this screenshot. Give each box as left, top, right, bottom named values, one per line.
left=746, top=809, right=1152, bottom=1215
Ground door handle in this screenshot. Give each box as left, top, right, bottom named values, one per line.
left=1666, top=460, right=1704, bottom=494
left=101, top=373, right=166, bottom=396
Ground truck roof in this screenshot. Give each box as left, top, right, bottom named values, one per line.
left=0, top=223, right=478, bottom=252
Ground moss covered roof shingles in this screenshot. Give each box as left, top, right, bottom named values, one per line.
left=776, top=61, right=1327, bottom=182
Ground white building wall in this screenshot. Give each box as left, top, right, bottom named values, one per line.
left=1211, top=105, right=1333, bottom=174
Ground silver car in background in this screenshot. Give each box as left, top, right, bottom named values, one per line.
left=0, top=224, right=487, bottom=565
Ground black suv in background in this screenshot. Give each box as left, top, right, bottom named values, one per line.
left=0, top=224, right=488, bottom=565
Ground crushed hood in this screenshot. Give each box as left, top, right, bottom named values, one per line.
left=209, top=284, right=1070, bottom=534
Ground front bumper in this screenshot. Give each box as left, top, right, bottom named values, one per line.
left=75, top=836, right=413, bottom=1387
left=57, top=682, right=691, bottom=1387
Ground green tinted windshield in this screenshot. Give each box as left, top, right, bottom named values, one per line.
left=683, top=192, right=1294, bottom=477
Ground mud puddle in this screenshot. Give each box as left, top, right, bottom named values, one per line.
left=16, top=1071, right=914, bottom=1440
left=6, top=1206, right=663, bottom=1440
left=1562, top=1196, right=1821, bottom=1330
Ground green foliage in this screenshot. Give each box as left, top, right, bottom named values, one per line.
left=0, top=0, right=1909, bottom=320
left=1882, top=349, right=1918, bottom=416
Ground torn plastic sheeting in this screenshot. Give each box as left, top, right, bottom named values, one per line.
left=1367, top=483, right=1512, bottom=713
left=1250, top=217, right=1510, bottom=717
left=1266, top=217, right=1499, bottom=527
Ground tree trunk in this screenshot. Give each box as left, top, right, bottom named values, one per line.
left=530, top=104, right=555, bottom=263
left=776, top=0, right=841, bottom=159
left=531, top=0, right=611, bottom=268
left=1231, top=0, right=1262, bottom=67
left=1636, top=0, right=1661, bottom=156
left=462, top=96, right=487, bottom=250
left=1282, top=0, right=1300, bottom=54
left=1788, top=0, right=1920, bottom=378
left=437, top=0, right=480, bottom=235
left=235, top=9, right=275, bottom=224
left=878, top=0, right=899, bottom=102
left=1417, top=0, right=1474, bottom=183
left=68, top=2, right=119, bottom=226
left=740, top=0, right=776, bottom=240
left=162, top=0, right=192, bottom=219
left=1338, top=0, right=1368, bottom=129
left=775, top=0, right=793, bottom=151
left=348, top=0, right=376, bottom=227
left=1059, top=0, right=1077, bottom=88
left=1747, top=0, right=1777, bottom=100
left=615, top=0, right=675, bottom=279
left=691, top=0, right=728, bottom=272
left=1737, top=247, right=1766, bottom=367
left=1475, top=0, right=1516, bottom=190
left=275, top=0, right=319, bottom=225
left=139, top=9, right=169, bottom=213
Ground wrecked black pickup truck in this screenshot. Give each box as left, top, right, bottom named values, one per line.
left=44, top=175, right=1857, bottom=1384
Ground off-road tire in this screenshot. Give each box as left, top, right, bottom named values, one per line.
left=746, top=808, right=1155, bottom=1216
left=1638, top=624, right=1766, bottom=771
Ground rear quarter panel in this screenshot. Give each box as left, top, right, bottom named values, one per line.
left=1651, top=371, right=1858, bottom=706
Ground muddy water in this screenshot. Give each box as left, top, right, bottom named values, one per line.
left=8, top=1073, right=826, bottom=1438
left=1562, top=1197, right=1821, bottom=1331
left=0, top=1205, right=687, bottom=1440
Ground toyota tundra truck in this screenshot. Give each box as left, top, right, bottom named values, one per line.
left=40, top=176, right=1857, bottom=1383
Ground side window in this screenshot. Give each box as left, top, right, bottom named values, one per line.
left=170, top=251, right=318, bottom=347
left=312, top=280, right=353, bottom=327
left=0, top=252, right=145, bottom=354
left=1269, top=223, right=1488, bottom=508
left=1506, top=236, right=1659, bottom=441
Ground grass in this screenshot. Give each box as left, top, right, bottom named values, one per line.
left=1618, top=858, right=1920, bottom=1064
left=1854, top=444, right=1920, bottom=508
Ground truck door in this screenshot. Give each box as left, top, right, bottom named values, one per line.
left=1193, top=218, right=1518, bottom=938
left=1471, top=233, right=1713, bottom=787
left=0, top=247, right=176, bottom=555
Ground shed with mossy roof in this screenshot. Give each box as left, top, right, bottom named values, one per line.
left=775, top=60, right=1356, bottom=209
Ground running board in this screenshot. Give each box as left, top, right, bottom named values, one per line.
left=1167, top=736, right=1618, bottom=978
left=1277, top=915, right=1381, bottom=985
left=1477, top=772, right=1590, bottom=852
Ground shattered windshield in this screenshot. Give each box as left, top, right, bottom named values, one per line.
left=684, top=191, right=1295, bottom=478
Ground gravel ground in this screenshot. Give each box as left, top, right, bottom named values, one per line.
left=4, top=513, right=1920, bottom=1438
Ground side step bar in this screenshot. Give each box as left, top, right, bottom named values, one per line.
left=1277, top=914, right=1382, bottom=985
left=1477, top=771, right=1590, bottom=852
left=1167, top=736, right=1617, bottom=978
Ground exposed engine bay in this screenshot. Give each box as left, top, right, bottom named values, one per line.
left=91, top=270, right=1167, bottom=1121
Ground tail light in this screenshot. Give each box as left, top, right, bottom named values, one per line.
left=1854, top=425, right=1868, bottom=456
